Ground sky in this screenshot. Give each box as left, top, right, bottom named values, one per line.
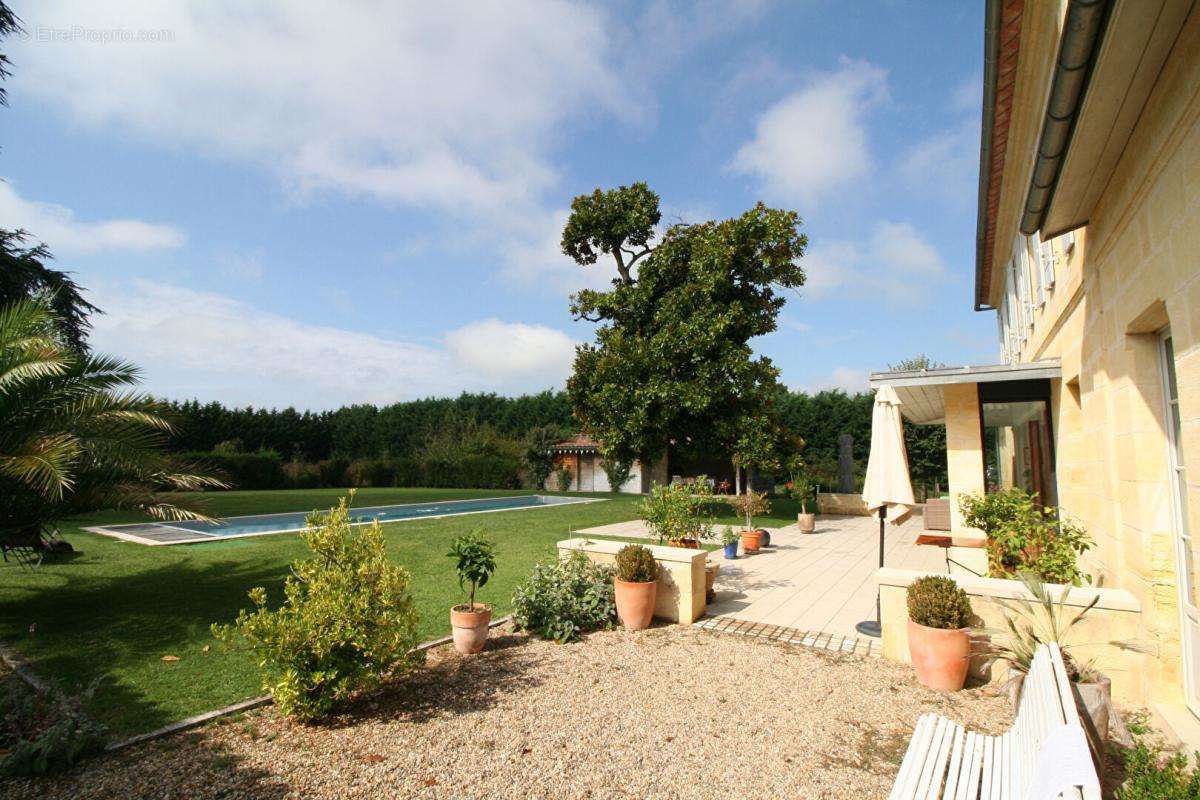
left=2, top=1, right=998, bottom=411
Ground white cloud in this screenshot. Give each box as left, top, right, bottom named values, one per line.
left=89, top=281, right=576, bottom=409
left=897, top=118, right=979, bottom=201
left=12, top=1, right=621, bottom=229
left=445, top=319, right=578, bottom=385
left=798, top=366, right=869, bottom=395
left=730, top=58, right=888, bottom=209
left=0, top=181, right=185, bottom=255
left=216, top=252, right=265, bottom=282
left=800, top=221, right=946, bottom=305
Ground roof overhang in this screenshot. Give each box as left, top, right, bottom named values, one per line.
left=868, top=360, right=1062, bottom=424
left=1038, top=0, right=1194, bottom=238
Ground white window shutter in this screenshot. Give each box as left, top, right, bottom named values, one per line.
left=1040, top=239, right=1056, bottom=289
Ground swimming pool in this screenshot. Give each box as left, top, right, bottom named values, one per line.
left=87, top=494, right=600, bottom=546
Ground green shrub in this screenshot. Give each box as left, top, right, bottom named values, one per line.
left=447, top=531, right=497, bottom=609
left=599, top=457, right=634, bottom=492
left=184, top=449, right=287, bottom=490
left=1117, top=736, right=1200, bottom=799
left=640, top=480, right=715, bottom=544
left=347, top=458, right=397, bottom=487
left=907, top=575, right=972, bottom=629
left=317, top=457, right=351, bottom=487
left=212, top=495, right=422, bottom=721
left=511, top=552, right=615, bottom=643
left=615, top=544, right=658, bottom=583
left=959, top=489, right=1092, bottom=585
left=0, top=680, right=106, bottom=777
left=554, top=465, right=573, bottom=492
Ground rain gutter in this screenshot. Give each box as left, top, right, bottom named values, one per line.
left=1018, top=0, right=1112, bottom=235
left=973, top=0, right=1003, bottom=312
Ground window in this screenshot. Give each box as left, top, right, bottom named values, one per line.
left=979, top=379, right=1056, bottom=506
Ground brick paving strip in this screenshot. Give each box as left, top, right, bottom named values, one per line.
left=694, top=614, right=880, bottom=656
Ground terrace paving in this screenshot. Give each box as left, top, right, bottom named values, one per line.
left=578, top=512, right=948, bottom=651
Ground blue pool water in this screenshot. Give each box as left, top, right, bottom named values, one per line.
left=93, top=494, right=595, bottom=544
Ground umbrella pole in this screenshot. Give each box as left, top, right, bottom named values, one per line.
left=855, top=505, right=885, bottom=638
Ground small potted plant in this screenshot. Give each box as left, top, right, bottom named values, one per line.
left=790, top=473, right=816, bottom=534
left=730, top=491, right=769, bottom=552
left=906, top=575, right=973, bottom=691
left=721, top=526, right=739, bottom=559
left=447, top=531, right=497, bottom=654
left=614, top=544, right=658, bottom=630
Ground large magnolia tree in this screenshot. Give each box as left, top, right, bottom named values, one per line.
left=563, top=183, right=806, bottom=473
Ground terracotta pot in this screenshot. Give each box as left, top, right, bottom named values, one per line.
left=705, top=562, right=719, bottom=593
left=740, top=529, right=762, bottom=553
left=450, top=603, right=492, bottom=655
left=907, top=619, right=970, bottom=691
left=797, top=513, right=816, bottom=534
left=667, top=538, right=700, bottom=549
left=615, top=577, right=657, bottom=630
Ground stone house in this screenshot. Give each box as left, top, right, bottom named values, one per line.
left=872, top=0, right=1200, bottom=740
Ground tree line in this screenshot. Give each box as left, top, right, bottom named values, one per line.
left=158, top=388, right=947, bottom=496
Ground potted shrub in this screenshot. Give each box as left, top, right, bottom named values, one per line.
left=790, top=473, right=816, bottom=534
left=640, top=481, right=714, bottom=548
left=907, top=575, right=973, bottom=691
left=729, top=491, right=769, bottom=552
left=983, top=571, right=1130, bottom=743
left=447, top=531, right=497, bottom=654
left=721, top=526, right=739, bottom=559
left=614, top=544, right=658, bottom=631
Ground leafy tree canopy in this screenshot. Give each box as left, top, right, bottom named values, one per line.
left=565, top=191, right=807, bottom=465
left=0, top=230, right=100, bottom=351
left=560, top=182, right=661, bottom=285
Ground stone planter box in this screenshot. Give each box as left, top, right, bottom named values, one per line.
left=557, top=538, right=709, bottom=624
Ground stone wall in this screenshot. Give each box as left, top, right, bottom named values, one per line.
left=1009, top=12, right=1200, bottom=708
left=875, top=567, right=1145, bottom=705
left=816, top=493, right=869, bottom=516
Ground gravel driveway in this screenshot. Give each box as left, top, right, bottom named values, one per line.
left=5, top=624, right=1011, bottom=799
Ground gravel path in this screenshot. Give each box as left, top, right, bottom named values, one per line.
left=5, top=624, right=1011, bottom=799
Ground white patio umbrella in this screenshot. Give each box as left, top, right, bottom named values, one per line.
left=855, top=384, right=916, bottom=638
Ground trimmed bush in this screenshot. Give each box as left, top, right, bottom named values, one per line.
left=959, top=489, right=1092, bottom=585
left=615, top=544, right=658, bottom=583
left=511, top=552, right=615, bottom=643
left=907, top=575, right=972, bottom=630
left=212, top=495, right=422, bottom=721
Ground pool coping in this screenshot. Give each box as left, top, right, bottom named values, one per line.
left=84, top=495, right=606, bottom=546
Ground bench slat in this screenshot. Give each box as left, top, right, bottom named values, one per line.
left=941, top=724, right=966, bottom=800
left=890, top=714, right=937, bottom=800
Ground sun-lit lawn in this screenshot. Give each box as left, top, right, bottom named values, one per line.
left=0, top=487, right=802, bottom=737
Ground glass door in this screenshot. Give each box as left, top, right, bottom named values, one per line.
left=1160, top=329, right=1200, bottom=715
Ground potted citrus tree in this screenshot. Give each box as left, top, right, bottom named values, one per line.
left=907, top=575, right=973, bottom=691
left=614, top=544, right=658, bottom=630
left=447, top=531, right=497, bottom=654
left=640, top=481, right=714, bottom=548
left=790, top=472, right=816, bottom=534
left=729, top=490, right=769, bottom=553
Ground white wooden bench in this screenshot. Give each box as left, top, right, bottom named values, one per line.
left=888, top=643, right=1101, bottom=799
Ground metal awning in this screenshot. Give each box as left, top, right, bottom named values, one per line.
left=868, top=360, right=1062, bottom=425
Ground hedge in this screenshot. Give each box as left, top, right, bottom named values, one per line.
left=186, top=452, right=524, bottom=491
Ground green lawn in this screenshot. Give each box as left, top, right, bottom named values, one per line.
left=0, top=487, right=802, bottom=737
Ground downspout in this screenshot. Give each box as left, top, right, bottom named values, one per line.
left=973, top=0, right=1002, bottom=312
left=1019, top=0, right=1112, bottom=235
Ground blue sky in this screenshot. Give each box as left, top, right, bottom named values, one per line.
left=2, top=1, right=996, bottom=410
